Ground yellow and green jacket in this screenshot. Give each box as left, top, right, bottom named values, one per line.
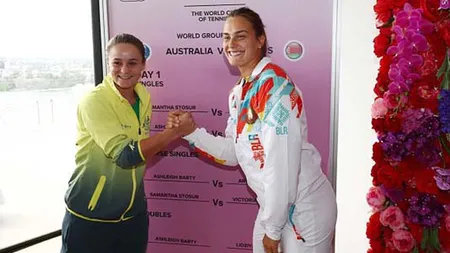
left=64, top=75, right=151, bottom=222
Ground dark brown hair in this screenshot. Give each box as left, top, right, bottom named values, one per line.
left=106, top=33, right=145, bottom=63
left=227, top=7, right=267, bottom=57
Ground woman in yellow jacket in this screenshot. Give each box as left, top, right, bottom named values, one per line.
left=61, top=33, right=180, bottom=253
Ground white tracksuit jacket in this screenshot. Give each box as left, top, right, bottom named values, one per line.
left=184, top=57, right=337, bottom=252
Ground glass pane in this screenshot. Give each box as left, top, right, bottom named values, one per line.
left=0, top=0, right=94, bottom=249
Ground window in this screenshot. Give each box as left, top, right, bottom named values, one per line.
left=0, top=0, right=94, bottom=251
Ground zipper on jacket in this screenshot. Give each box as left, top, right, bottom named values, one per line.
left=120, top=168, right=137, bottom=220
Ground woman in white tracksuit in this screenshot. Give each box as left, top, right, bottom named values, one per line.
left=168, top=7, right=337, bottom=253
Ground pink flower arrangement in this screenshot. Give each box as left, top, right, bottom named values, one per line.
left=392, top=229, right=415, bottom=252
left=371, top=98, right=388, bottom=118
left=380, top=206, right=405, bottom=230
left=367, top=186, right=386, bottom=210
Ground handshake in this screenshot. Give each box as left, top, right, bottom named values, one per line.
left=165, top=110, right=197, bottom=137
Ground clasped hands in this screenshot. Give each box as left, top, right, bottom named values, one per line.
left=165, top=110, right=197, bottom=137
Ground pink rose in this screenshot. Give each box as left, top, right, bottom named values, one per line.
left=371, top=97, right=388, bottom=118
left=366, top=186, right=386, bottom=211
left=380, top=206, right=405, bottom=230
left=392, top=229, right=415, bottom=252
left=445, top=215, right=450, bottom=232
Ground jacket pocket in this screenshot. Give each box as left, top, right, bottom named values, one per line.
left=88, top=175, right=106, bottom=211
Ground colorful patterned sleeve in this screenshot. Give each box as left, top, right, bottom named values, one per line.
left=182, top=92, right=239, bottom=166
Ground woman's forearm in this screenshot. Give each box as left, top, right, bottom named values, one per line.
left=139, top=128, right=180, bottom=160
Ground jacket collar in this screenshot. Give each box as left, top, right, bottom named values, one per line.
left=245, top=57, right=271, bottom=83
left=103, top=75, right=151, bottom=108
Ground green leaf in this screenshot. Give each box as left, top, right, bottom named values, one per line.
left=444, top=72, right=450, bottom=90
left=437, top=53, right=448, bottom=79
left=421, top=228, right=429, bottom=250
left=440, top=136, right=450, bottom=155
left=430, top=228, right=441, bottom=251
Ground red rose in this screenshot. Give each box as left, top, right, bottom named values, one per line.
left=372, top=113, right=404, bottom=133
left=378, top=163, right=403, bottom=188
left=369, top=239, right=385, bottom=253
left=419, top=75, right=441, bottom=90
left=372, top=163, right=383, bottom=186
left=374, top=29, right=392, bottom=57
left=374, top=0, right=407, bottom=24
left=409, top=76, right=440, bottom=113
left=413, top=168, right=440, bottom=195
left=385, top=246, right=400, bottom=253
left=437, top=16, right=450, bottom=47
left=396, top=159, right=418, bottom=180
left=367, top=212, right=383, bottom=240
left=383, top=228, right=396, bottom=252
left=420, top=50, right=440, bottom=77
left=427, top=29, right=448, bottom=62
left=384, top=115, right=403, bottom=132
left=409, top=73, right=440, bottom=112
left=380, top=27, right=392, bottom=36
left=418, top=0, right=442, bottom=22
left=437, top=191, right=450, bottom=205
left=374, top=73, right=390, bottom=97
left=373, top=142, right=385, bottom=163
left=379, top=55, right=393, bottom=73
left=374, top=56, right=393, bottom=97
left=409, top=85, right=439, bottom=112
left=374, top=3, right=392, bottom=25
left=397, top=158, right=423, bottom=172
left=371, top=116, right=403, bottom=134
left=372, top=118, right=386, bottom=133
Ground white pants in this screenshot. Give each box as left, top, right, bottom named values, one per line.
left=252, top=180, right=337, bottom=253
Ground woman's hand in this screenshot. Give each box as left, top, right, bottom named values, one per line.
left=263, top=234, right=280, bottom=253
left=166, top=110, right=197, bottom=136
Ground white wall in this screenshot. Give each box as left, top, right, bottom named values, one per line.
left=335, top=0, right=378, bottom=252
